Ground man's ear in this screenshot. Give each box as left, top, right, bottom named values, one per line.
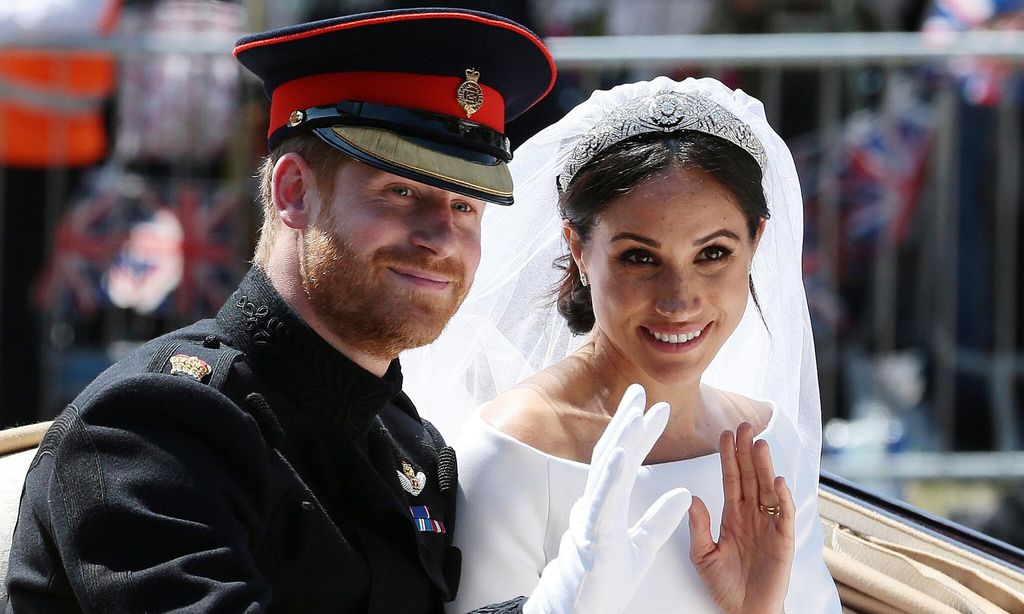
left=272, top=152, right=320, bottom=230
left=563, top=221, right=586, bottom=277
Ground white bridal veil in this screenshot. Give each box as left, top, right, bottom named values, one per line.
left=403, top=76, right=823, bottom=473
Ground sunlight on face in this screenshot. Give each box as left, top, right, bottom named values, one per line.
left=576, top=166, right=761, bottom=388
left=302, top=161, right=484, bottom=359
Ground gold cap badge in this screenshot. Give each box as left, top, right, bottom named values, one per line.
left=169, top=354, right=212, bottom=382
left=456, top=68, right=484, bottom=118
left=288, top=110, right=305, bottom=127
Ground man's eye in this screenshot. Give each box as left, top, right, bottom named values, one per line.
left=392, top=186, right=414, bottom=197
left=453, top=201, right=474, bottom=213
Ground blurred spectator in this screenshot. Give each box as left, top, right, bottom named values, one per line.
left=921, top=0, right=1024, bottom=540
left=922, top=0, right=1024, bottom=449
left=923, top=0, right=1024, bottom=105
left=0, top=0, right=121, bottom=427
left=0, top=2, right=117, bottom=173
left=113, top=0, right=243, bottom=166
left=30, top=0, right=249, bottom=415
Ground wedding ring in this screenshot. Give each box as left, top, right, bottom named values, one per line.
left=758, top=503, right=781, bottom=517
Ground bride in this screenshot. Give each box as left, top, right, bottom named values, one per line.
left=404, top=76, right=841, bottom=613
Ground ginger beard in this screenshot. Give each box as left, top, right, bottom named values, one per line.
left=301, top=220, right=471, bottom=360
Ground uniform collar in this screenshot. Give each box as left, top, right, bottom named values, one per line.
left=217, top=266, right=404, bottom=437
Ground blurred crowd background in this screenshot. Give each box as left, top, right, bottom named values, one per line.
left=1, top=0, right=1022, bottom=546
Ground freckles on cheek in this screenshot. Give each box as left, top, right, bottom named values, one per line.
left=602, top=277, right=645, bottom=313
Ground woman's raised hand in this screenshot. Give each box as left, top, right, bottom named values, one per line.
left=688, top=422, right=795, bottom=614
left=523, top=384, right=692, bottom=614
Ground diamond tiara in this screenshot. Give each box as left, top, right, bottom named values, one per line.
left=557, top=90, right=768, bottom=192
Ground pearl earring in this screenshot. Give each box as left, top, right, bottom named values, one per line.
left=579, top=272, right=589, bottom=287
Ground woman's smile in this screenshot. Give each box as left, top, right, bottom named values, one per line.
left=641, top=321, right=713, bottom=353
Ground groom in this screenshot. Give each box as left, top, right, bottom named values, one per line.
left=5, top=8, right=689, bottom=613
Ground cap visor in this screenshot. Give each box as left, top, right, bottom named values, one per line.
left=319, top=126, right=513, bottom=204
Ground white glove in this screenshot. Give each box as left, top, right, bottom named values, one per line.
left=523, top=384, right=693, bottom=614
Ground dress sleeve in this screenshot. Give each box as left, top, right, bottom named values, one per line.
left=6, top=374, right=272, bottom=613
left=448, top=416, right=551, bottom=613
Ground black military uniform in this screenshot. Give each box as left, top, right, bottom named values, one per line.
left=8, top=268, right=462, bottom=611
left=5, top=8, right=554, bottom=612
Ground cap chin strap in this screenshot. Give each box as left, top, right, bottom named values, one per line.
left=275, top=101, right=511, bottom=163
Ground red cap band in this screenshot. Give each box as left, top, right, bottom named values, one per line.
left=269, top=71, right=505, bottom=138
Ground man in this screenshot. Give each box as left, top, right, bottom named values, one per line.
left=5, top=8, right=690, bottom=612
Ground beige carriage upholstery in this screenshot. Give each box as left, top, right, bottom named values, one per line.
left=1, top=424, right=1023, bottom=611
left=819, top=488, right=1024, bottom=613
left=0, top=422, right=49, bottom=603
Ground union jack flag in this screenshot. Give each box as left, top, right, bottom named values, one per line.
left=166, top=181, right=246, bottom=318
left=34, top=172, right=138, bottom=319
left=795, top=84, right=935, bottom=336
left=36, top=170, right=247, bottom=321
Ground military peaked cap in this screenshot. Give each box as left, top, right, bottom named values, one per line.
left=234, top=8, right=556, bottom=205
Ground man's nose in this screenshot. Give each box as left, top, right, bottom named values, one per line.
left=411, top=200, right=458, bottom=258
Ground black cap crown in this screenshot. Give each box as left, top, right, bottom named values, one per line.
left=234, top=8, right=556, bottom=204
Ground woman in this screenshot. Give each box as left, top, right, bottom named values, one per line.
left=403, top=77, right=841, bottom=612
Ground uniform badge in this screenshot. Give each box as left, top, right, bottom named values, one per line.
left=456, top=68, right=484, bottom=118
left=169, top=354, right=212, bottom=382
left=397, top=460, right=426, bottom=496
left=410, top=505, right=446, bottom=534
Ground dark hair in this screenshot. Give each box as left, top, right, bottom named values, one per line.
left=555, top=130, right=770, bottom=334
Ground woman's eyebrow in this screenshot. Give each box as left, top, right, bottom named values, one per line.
left=694, top=229, right=740, bottom=245
left=610, top=232, right=659, bottom=247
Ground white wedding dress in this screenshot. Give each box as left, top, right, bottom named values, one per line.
left=448, top=387, right=841, bottom=613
